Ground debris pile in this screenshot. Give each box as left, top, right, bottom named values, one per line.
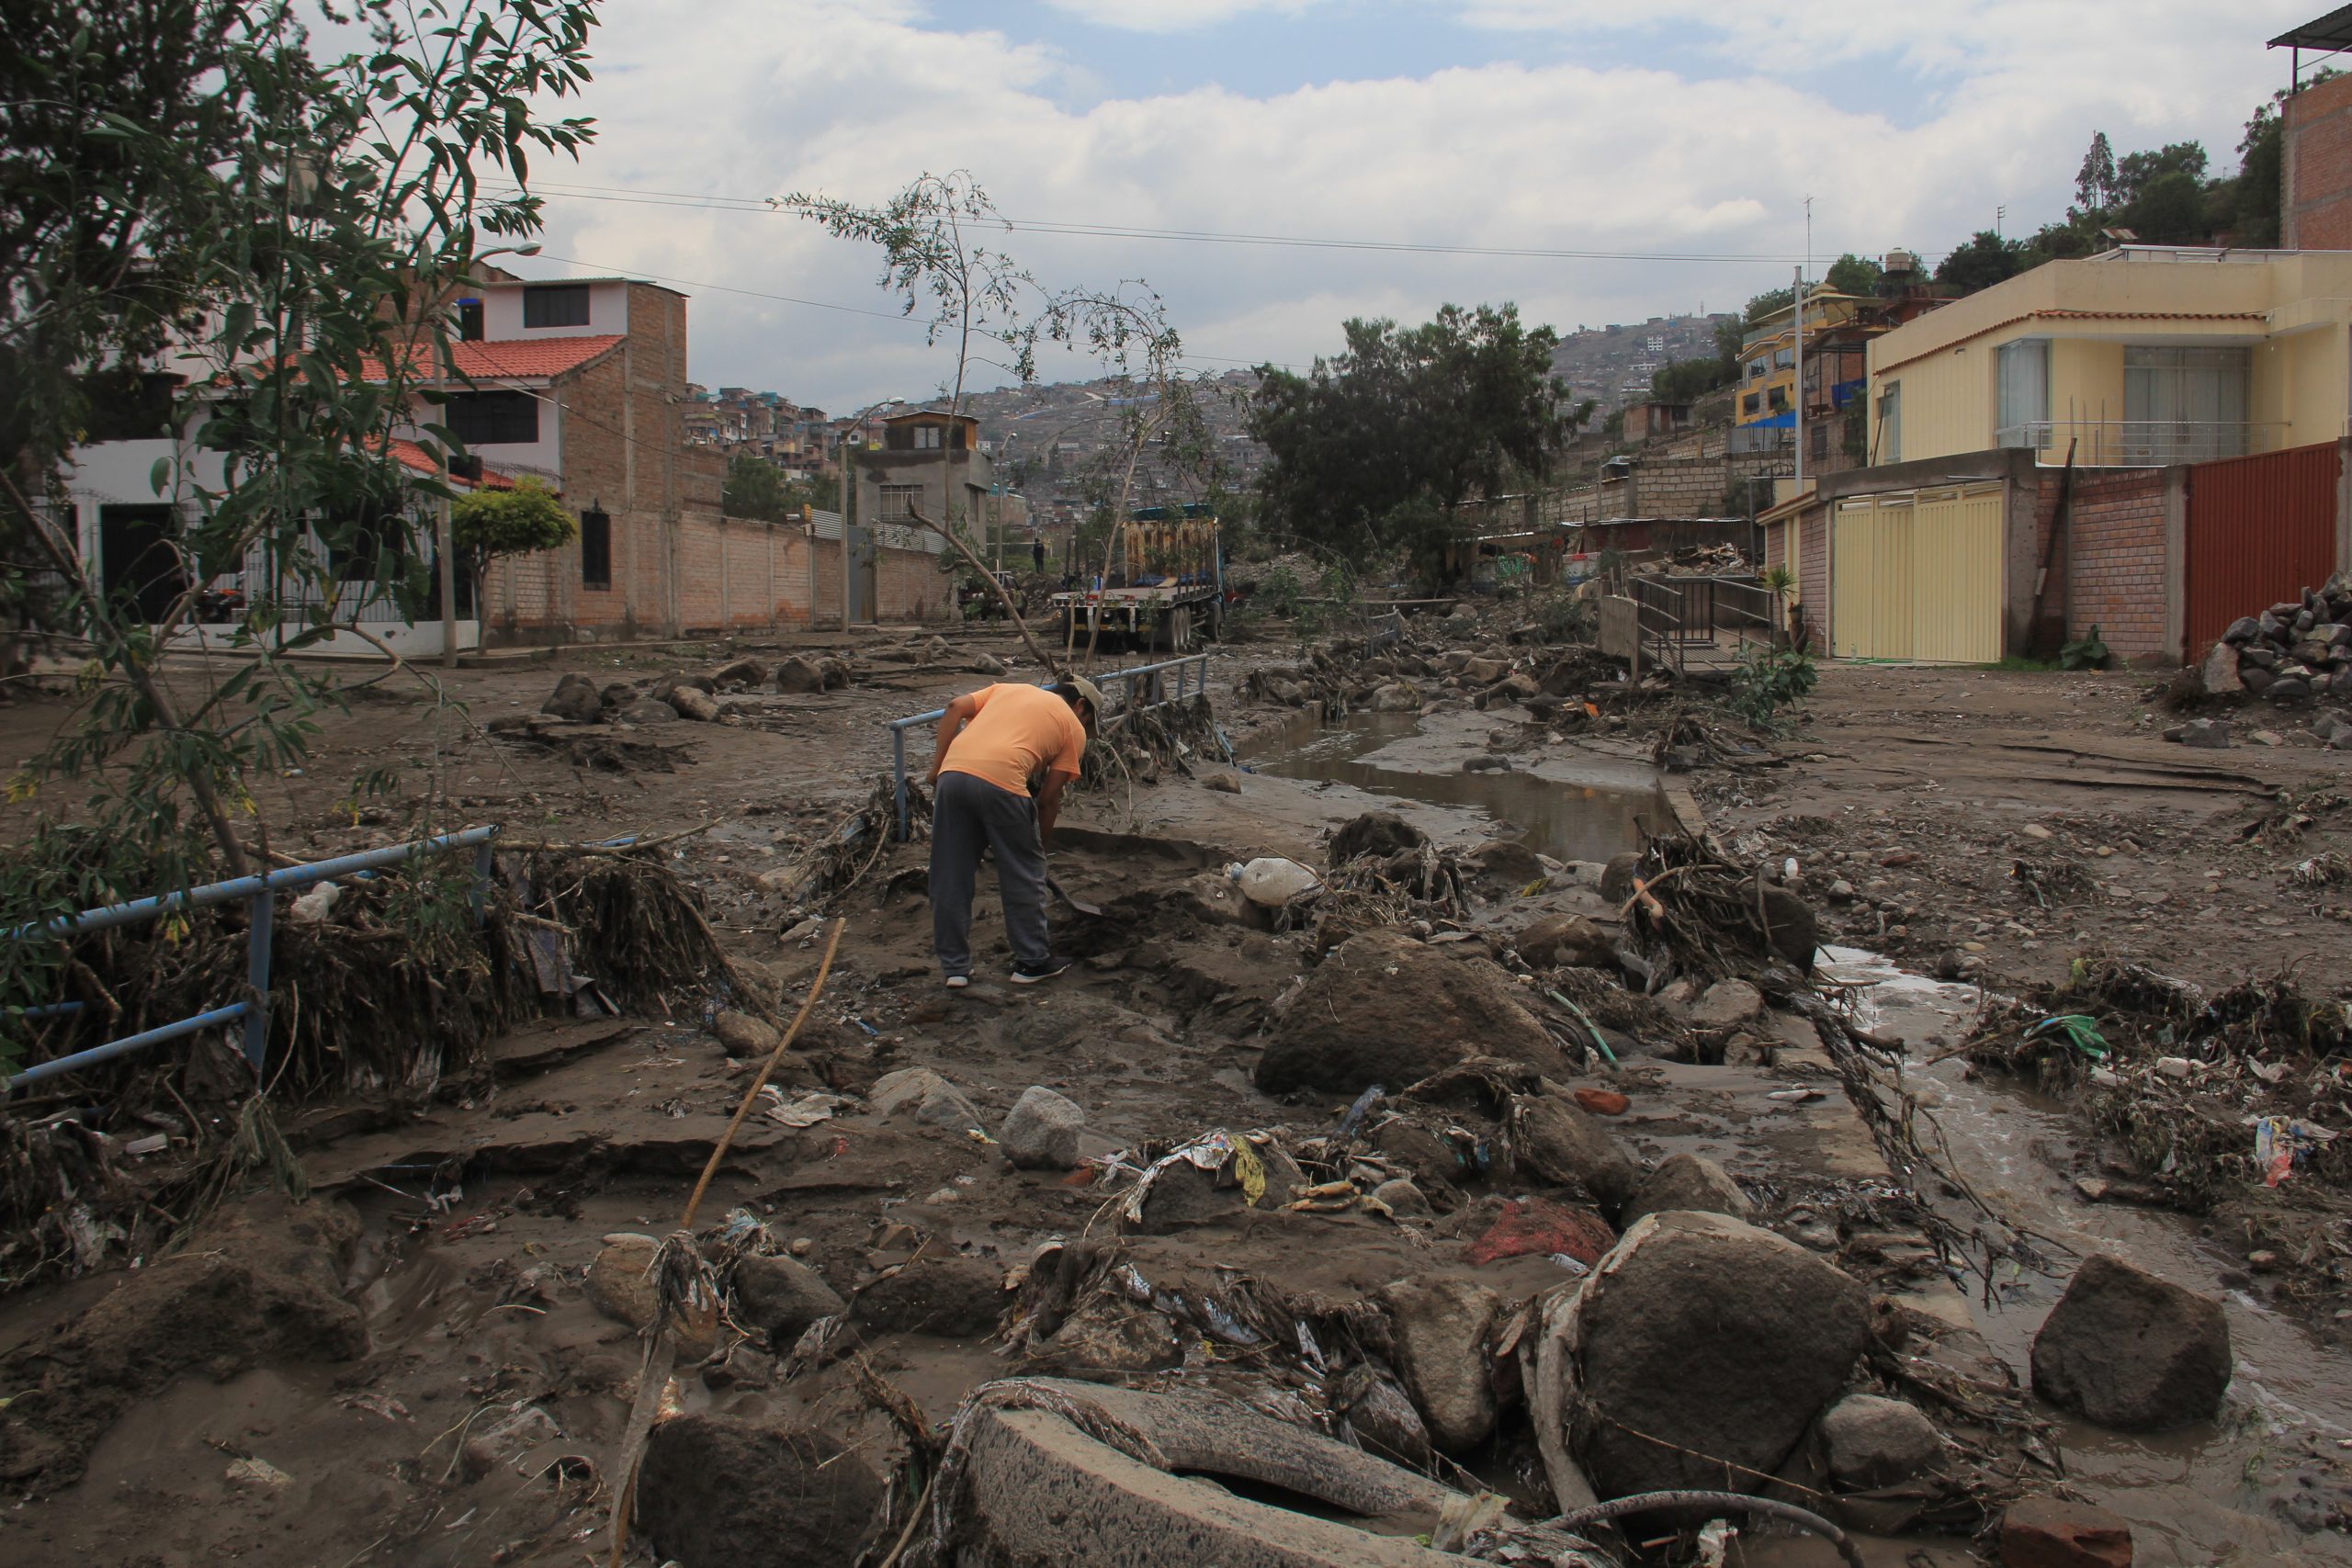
left=2197, top=575, right=2352, bottom=702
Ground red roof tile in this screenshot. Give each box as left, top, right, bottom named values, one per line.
left=357, top=334, right=625, bottom=384
left=386, top=437, right=518, bottom=490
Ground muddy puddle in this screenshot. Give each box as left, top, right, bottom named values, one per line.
left=1824, top=945, right=2352, bottom=1565
left=1239, top=709, right=1668, bottom=863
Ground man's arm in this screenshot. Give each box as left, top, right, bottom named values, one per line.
left=927, top=694, right=978, bottom=784
left=1035, top=770, right=1070, bottom=848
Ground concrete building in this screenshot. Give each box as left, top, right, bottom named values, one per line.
left=853, top=410, right=995, bottom=536
left=1860, top=247, right=2352, bottom=468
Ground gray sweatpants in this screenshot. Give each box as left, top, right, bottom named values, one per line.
left=930, top=771, right=1051, bottom=977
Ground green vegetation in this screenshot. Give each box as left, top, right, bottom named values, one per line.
left=1725, top=644, right=1819, bottom=728
left=722, top=456, right=831, bottom=522
left=452, top=477, right=577, bottom=606
left=1250, top=302, right=1580, bottom=568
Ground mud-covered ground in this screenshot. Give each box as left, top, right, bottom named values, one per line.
left=4, top=621, right=2352, bottom=1566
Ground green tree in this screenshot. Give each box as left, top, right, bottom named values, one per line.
left=1935, top=230, right=2027, bottom=294
left=1249, top=302, right=1568, bottom=569
left=452, top=477, right=576, bottom=606
left=2075, top=131, right=2118, bottom=213
left=724, top=455, right=823, bottom=521
left=0, top=0, right=597, bottom=1045
left=1823, top=253, right=1883, bottom=297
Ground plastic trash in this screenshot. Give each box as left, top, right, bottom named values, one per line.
left=287, top=882, right=341, bottom=923
left=1229, top=856, right=1321, bottom=908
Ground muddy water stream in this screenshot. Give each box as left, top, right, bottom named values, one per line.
left=1240, top=710, right=1668, bottom=863
left=1826, top=946, right=2352, bottom=1566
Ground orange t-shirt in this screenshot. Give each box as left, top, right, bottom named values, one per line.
left=940, top=683, right=1088, bottom=797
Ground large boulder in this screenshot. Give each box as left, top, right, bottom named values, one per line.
left=869, top=1067, right=984, bottom=1133
left=1378, top=1276, right=1500, bottom=1454
left=541, top=672, right=603, bottom=722
left=635, top=1414, right=884, bottom=1568
left=1464, top=840, right=1545, bottom=888
left=1329, top=811, right=1427, bottom=868
left=733, top=1255, right=845, bottom=1344
left=775, top=655, right=828, bottom=694
left=1254, top=929, right=1567, bottom=1094
left=1508, top=1094, right=1637, bottom=1215
left=1515, top=914, right=1617, bottom=970
left=1000, top=1086, right=1087, bottom=1170
left=1558, top=1212, right=1872, bottom=1497
left=1621, top=1154, right=1750, bottom=1228
left=2030, top=1255, right=2231, bottom=1431
left=1368, top=682, right=1420, bottom=712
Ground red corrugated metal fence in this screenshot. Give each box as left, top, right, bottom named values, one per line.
left=2184, top=443, right=2341, bottom=660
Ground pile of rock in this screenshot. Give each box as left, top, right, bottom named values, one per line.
left=2199, top=576, right=2352, bottom=701
left=538, top=653, right=851, bottom=726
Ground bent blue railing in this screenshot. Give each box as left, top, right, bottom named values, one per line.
left=884, top=653, right=1213, bottom=841
left=5, top=826, right=500, bottom=1089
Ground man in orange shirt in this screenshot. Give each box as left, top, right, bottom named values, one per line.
left=925, top=676, right=1102, bottom=987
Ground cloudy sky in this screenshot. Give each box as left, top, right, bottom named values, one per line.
left=505, top=0, right=2315, bottom=411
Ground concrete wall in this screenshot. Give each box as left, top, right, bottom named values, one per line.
left=470, top=278, right=636, bottom=341
left=2286, top=71, right=2352, bottom=251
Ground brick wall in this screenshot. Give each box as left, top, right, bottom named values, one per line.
left=2036, top=468, right=2168, bottom=662
left=2287, top=72, right=2352, bottom=250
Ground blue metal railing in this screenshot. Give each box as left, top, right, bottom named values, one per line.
left=885, top=653, right=1213, bottom=841
left=5, top=826, right=500, bottom=1089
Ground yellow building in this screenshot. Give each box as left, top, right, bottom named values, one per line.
left=1863, top=247, right=2352, bottom=467
left=1731, top=291, right=1881, bottom=450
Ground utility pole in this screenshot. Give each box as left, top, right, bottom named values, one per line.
left=1792, top=264, right=1806, bottom=499
left=436, top=450, right=458, bottom=670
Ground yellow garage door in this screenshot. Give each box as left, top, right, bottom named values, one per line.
left=1831, top=485, right=2001, bottom=662
left=1832, top=497, right=1914, bottom=660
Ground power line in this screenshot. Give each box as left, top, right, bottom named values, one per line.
left=497, top=177, right=1903, bottom=265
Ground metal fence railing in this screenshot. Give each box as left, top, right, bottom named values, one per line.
left=886, top=654, right=1214, bottom=840
left=5, top=827, right=499, bottom=1089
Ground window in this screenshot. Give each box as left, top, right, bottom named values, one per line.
left=580, top=506, right=611, bottom=590
left=443, top=390, right=539, bottom=446
left=913, top=424, right=942, bottom=450
left=1773, top=347, right=1793, bottom=369
left=1742, top=392, right=1761, bottom=415
left=2124, top=344, right=2250, bottom=462
left=1995, top=339, right=2051, bottom=449
left=455, top=298, right=483, bottom=342
left=522, top=284, right=590, bottom=329
left=1876, top=381, right=1902, bottom=463
left=1746, top=358, right=1767, bottom=381
left=1811, top=422, right=1829, bottom=461
left=878, top=484, right=921, bottom=520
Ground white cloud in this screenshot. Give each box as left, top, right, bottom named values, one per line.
left=1039, top=0, right=1332, bottom=32
left=526, top=1, right=2306, bottom=409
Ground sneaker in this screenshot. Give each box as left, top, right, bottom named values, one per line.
left=944, top=975, right=969, bottom=989
left=1008, top=956, right=1072, bottom=985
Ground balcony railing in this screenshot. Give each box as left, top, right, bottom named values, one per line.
left=1996, top=420, right=2288, bottom=467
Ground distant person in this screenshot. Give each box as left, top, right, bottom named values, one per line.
left=1032, top=536, right=1046, bottom=573
left=924, top=677, right=1102, bottom=987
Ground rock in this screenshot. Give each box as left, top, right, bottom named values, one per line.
left=733, top=1255, right=844, bottom=1343
left=1371, top=1177, right=1431, bottom=1218
left=1462, top=657, right=1509, bottom=684
left=1573, top=1088, right=1629, bottom=1116
left=1758, top=886, right=1819, bottom=970
left=1256, top=929, right=1567, bottom=1094
left=225, top=1456, right=294, bottom=1490
left=708, top=657, right=766, bottom=686
left=667, top=684, right=721, bottom=722
left=1462, top=753, right=1510, bottom=773
left=1621, top=1153, right=1752, bottom=1228
left=636, top=1414, right=885, bottom=1568
left=1378, top=1276, right=1500, bottom=1454
left=921, top=635, right=953, bottom=661
left=1826, top=878, right=1857, bottom=902
left=1819, top=1393, right=1942, bottom=1489
left=851, top=1257, right=1005, bottom=1337
left=1368, top=682, right=1420, bottom=712
left=1329, top=811, right=1427, bottom=867
left=1464, top=839, right=1545, bottom=888
left=1462, top=1195, right=1616, bottom=1266
left=615, top=698, right=679, bottom=724
left=1044, top=1297, right=1182, bottom=1373
left=774, top=655, right=828, bottom=694
left=816, top=656, right=852, bottom=690
left=968, top=652, right=1008, bottom=676
left=1689, top=978, right=1764, bottom=1030
left=542, top=672, right=604, bottom=722
left=2271, top=675, right=2313, bottom=701
left=2199, top=640, right=2243, bottom=695
left=1560, top=1212, right=1872, bottom=1497
left=869, top=1066, right=985, bottom=1132
left=1333, top=1364, right=1433, bottom=1469
left=586, top=1234, right=662, bottom=1327
left=868, top=645, right=918, bottom=665
left=1203, top=771, right=1242, bottom=794
left=2030, top=1254, right=2231, bottom=1431
left=598, top=681, right=634, bottom=708
left=1599, top=852, right=1641, bottom=902
left=2242, top=665, right=2276, bottom=695
left=1001, top=1085, right=1087, bottom=1170
left=1998, top=1495, right=2134, bottom=1568
left=2223, top=615, right=2260, bottom=644
left=1509, top=1094, right=1638, bottom=1214
left=712, top=1010, right=779, bottom=1056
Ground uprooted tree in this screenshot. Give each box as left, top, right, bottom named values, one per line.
left=1247, top=302, right=1581, bottom=575
left=0, top=0, right=599, bottom=1061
